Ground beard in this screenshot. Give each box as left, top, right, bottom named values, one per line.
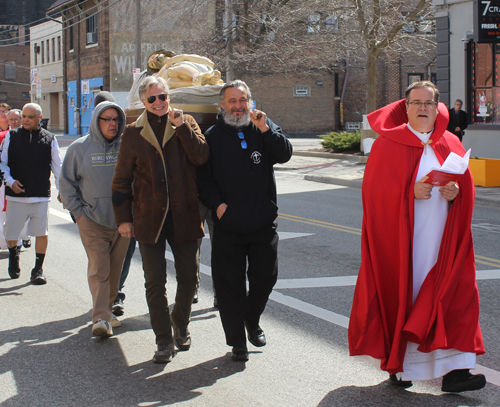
left=221, top=106, right=252, bottom=128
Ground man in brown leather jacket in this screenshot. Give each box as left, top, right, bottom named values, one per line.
left=112, top=76, right=209, bottom=363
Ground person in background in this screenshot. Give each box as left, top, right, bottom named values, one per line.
left=446, top=99, right=468, bottom=142
left=0, top=103, right=11, bottom=142
left=7, top=109, right=22, bottom=130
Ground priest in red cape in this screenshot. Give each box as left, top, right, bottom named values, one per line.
left=348, top=81, right=486, bottom=393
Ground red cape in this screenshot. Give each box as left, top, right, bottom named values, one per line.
left=348, top=99, right=484, bottom=374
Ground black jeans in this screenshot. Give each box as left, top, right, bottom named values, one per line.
left=139, top=213, right=199, bottom=345
left=211, top=222, right=278, bottom=348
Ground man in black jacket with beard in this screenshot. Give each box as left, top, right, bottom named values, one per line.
left=198, top=80, right=292, bottom=361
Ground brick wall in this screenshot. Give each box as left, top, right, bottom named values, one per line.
left=0, top=44, right=31, bottom=109
left=65, top=2, right=109, bottom=89
left=241, top=71, right=337, bottom=133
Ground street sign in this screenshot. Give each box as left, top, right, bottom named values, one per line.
left=474, top=0, right=500, bottom=42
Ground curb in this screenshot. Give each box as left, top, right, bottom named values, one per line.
left=304, top=175, right=363, bottom=189
left=293, top=150, right=368, bottom=163
left=302, top=175, right=499, bottom=207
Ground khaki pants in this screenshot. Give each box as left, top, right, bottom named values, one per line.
left=78, top=216, right=130, bottom=322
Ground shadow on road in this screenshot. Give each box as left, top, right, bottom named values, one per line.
left=0, top=312, right=245, bottom=406
left=317, top=381, right=483, bottom=407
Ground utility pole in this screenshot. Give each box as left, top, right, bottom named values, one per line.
left=224, top=0, right=234, bottom=82
left=135, top=0, right=142, bottom=70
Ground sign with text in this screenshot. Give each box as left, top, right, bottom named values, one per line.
left=475, top=0, right=500, bottom=42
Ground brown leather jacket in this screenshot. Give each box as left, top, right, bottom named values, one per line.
left=112, top=111, right=209, bottom=244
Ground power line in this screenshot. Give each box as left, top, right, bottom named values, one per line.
left=0, top=11, right=64, bottom=34
left=0, top=0, right=123, bottom=47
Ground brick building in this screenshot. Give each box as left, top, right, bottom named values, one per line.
left=0, top=0, right=56, bottom=110
left=0, top=38, right=31, bottom=109
left=48, top=0, right=436, bottom=135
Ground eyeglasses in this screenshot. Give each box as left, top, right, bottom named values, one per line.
left=99, top=117, right=121, bottom=124
left=146, top=94, right=168, bottom=104
left=238, top=131, right=247, bottom=149
left=0, top=110, right=9, bottom=114
left=407, top=101, right=437, bottom=109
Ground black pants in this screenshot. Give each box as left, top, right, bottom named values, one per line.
left=139, top=213, right=199, bottom=345
left=211, top=222, right=278, bottom=348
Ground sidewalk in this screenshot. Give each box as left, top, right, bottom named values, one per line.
left=276, top=137, right=500, bottom=208
left=54, top=133, right=500, bottom=208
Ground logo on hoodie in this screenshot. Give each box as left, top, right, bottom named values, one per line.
left=251, top=151, right=262, bottom=164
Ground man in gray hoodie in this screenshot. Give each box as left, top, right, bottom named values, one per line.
left=60, top=101, right=130, bottom=337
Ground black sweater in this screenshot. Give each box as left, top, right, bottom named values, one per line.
left=197, top=115, right=292, bottom=233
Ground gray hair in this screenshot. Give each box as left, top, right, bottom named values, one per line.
left=23, top=103, right=43, bottom=117
left=7, top=109, right=21, bottom=117
left=138, top=76, right=169, bottom=100
left=454, top=99, right=463, bottom=105
left=219, top=80, right=253, bottom=103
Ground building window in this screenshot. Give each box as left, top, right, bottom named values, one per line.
left=52, top=38, right=55, bottom=62
left=22, top=92, right=30, bottom=100
left=408, top=73, right=424, bottom=86
left=86, top=14, right=98, bottom=44
left=0, top=93, right=7, bottom=101
left=5, top=61, right=16, bottom=79
left=57, top=36, right=62, bottom=60
left=69, top=25, right=74, bottom=50
left=34, top=43, right=38, bottom=65
left=46, top=40, right=50, bottom=63
left=41, top=41, right=44, bottom=64
left=293, top=86, right=311, bottom=97
left=471, top=42, right=500, bottom=124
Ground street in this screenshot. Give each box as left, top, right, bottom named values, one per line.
left=1, top=157, right=500, bottom=406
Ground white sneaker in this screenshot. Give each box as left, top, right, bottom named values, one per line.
left=92, top=319, right=113, bottom=337
left=111, top=315, right=122, bottom=328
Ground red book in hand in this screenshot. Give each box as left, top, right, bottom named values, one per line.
left=420, top=170, right=461, bottom=187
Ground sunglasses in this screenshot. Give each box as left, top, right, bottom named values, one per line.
left=99, top=117, right=121, bottom=124
left=238, top=131, right=247, bottom=149
left=146, top=94, right=168, bottom=104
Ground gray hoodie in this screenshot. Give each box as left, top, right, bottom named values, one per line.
left=60, top=101, right=126, bottom=229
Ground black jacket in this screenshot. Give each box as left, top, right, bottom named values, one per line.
left=197, top=115, right=292, bottom=233
left=447, top=108, right=468, bottom=139
left=6, top=126, right=54, bottom=198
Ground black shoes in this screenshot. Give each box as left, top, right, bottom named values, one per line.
left=192, top=289, right=199, bottom=304
left=112, top=298, right=124, bottom=316
left=441, top=369, right=486, bottom=393
left=8, top=247, right=20, bottom=279
left=231, top=346, right=249, bottom=361
left=173, top=326, right=191, bottom=351
left=213, top=295, right=218, bottom=308
left=389, top=374, right=413, bottom=388
left=244, top=321, right=266, bottom=347
left=30, top=268, right=47, bottom=285
left=22, top=239, right=31, bottom=248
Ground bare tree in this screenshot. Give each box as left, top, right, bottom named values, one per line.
left=189, top=0, right=435, bottom=114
